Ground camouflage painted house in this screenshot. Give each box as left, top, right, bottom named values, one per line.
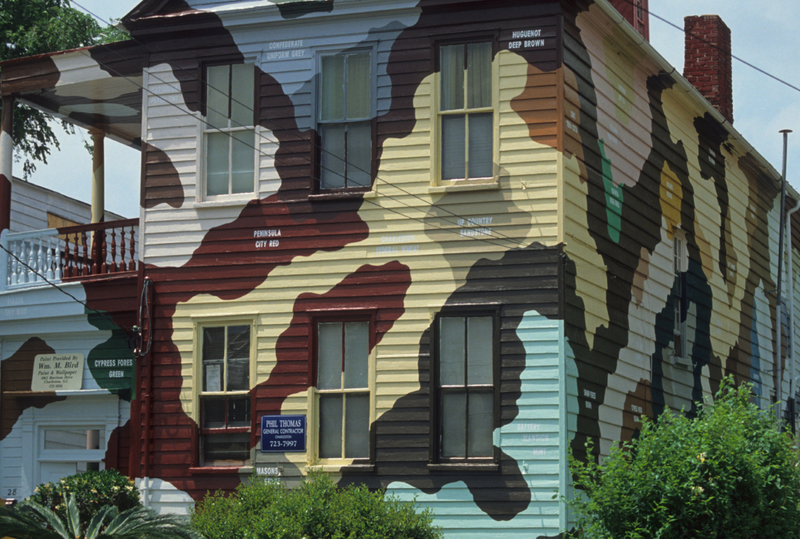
left=1, top=0, right=798, bottom=535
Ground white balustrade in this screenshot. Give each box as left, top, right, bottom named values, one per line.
left=1, top=228, right=63, bottom=291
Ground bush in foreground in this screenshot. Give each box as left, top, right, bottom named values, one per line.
left=27, top=469, right=140, bottom=530
left=566, top=377, right=800, bottom=538
left=191, top=473, right=441, bottom=539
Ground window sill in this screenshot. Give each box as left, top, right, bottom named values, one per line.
left=308, top=463, right=374, bottom=473
left=427, top=462, right=499, bottom=472
left=189, top=466, right=252, bottom=475
left=193, top=197, right=255, bottom=210
left=428, top=180, right=499, bottom=195
left=308, top=189, right=371, bottom=201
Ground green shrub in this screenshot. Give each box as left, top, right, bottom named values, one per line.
left=565, top=377, right=800, bottom=539
left=191, top=473, right=442, bottom=539
left=27, top=469, right=140, bottom=529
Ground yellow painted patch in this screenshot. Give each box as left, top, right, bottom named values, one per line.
left=660, top=161, right=683, bottom=238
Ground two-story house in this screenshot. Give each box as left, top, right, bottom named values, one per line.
left=2, top=0, right=799, bottom=535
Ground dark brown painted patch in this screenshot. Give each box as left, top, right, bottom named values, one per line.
left=142, top=142, right=185, bottom=209
left=0, top=338, right=65, bottom=441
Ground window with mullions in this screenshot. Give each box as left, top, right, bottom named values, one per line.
left=315, top=320, right=370, bottom=459
left=204, top=63, right=256, bottom=198
left=318, top=51, right=372, bottom=191
left=435, top=314, right=495, bottom=460
left=439, top=42, right=494, bottom=182
left=673, top=234, right=687, bottom=360
left=200, top=324, right=251, bottom=467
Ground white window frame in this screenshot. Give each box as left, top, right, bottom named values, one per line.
left=671, top=231, right=690, bottom=366
left=198, top=60, right=259, bottom=203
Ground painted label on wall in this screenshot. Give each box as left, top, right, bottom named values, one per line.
left=31, top=354, right=84, bottom=391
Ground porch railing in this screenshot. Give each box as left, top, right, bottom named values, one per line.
left=1, top=219, right=138, bottom=291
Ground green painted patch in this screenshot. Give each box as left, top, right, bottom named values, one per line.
left=599, top=139, right=623, bottom=243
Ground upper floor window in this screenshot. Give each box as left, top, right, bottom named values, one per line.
left=315, top=319, right=371, bottom=460
left=200, top=323, right=251, bottom=467
left=204, top=63, right=256, bottom=198
left=438, top=41, right=494, bottom=183
left=318, top=51, right=372, bottom=191
left=434, top=312, right=497, bottom=462
left=672, top=234, right=687, bottom=360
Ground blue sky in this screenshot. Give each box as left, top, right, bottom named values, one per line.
left=27, top=0, right=800, bottom=216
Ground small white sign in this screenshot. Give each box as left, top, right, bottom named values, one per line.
left=31, top=354, right=84, bottom=391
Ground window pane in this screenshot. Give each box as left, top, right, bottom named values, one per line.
left=319, top=394, right=343, bottom=458
left=202, top=398, right=226, bottom=429
left=320, top=124, right=346, bottom=189
left=204, top=327, right=225, bottom=360
left=227, top=395, right=250, bottom=428
left=346, top=121, right=372, bottom=188
left=344, top=321, right=369, bottom=389
left=468, top=390, right=493, bottom=457
left=441, top=391, right=466, bottom=457
left=467, top=42, right=492, bottom=109
left=230, top=63, right=254, bottom=127
left=467, top=316, right=493, bottom=384
left=227, top=326, right=250, bottom=358
left=206, top=65, right=229, bottom=129
left=442, top=115, right=466, bottom=180
left=345, top=393, right=369, bottom=458
left=203, top=431, right=249, bottom=464
left=318, top=322, right=342, bottom=390
left=468, top=113, right=493, bottom=178
left=440, top=44, right=464, bottom=111
left=231, top=130, right=255, bottom=194
left=321, top=55, right=345, bottom=121
left=44, top=428, right=104, bottom=450
left=346, top=53, right=371, bottom=119
left=227, top=359, right=249, bottom=391
left=206, top=132, right=229, bottom=196
left=204, top=361, right=223, bottom=392
left=440, top=316, right=465, bottom=386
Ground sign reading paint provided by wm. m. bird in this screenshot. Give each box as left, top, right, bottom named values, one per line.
left=260, top=415, right=306, bottom=453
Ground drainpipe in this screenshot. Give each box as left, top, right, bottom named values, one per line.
left=0, top=96, right=13, bottom=233
left=776, top=130, right=791, bottom=425
left=786, top=195, right=800, bottom=432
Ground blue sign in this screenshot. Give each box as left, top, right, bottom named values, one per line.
left=260, top=415, right=306, bottom=453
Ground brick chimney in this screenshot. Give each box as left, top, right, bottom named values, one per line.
left=684, top=15, right=733, bottom=123
left=609, top=0, right=649, bottom=41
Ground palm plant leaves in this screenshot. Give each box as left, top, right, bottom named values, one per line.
left=0, top=490, right=202, bottom=539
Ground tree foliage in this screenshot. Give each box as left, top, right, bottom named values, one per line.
left=191, top=473, right=442, bottom=539
left=0, top=0, right=128, bottom=177
left=565, top=377, right=800, bottom=538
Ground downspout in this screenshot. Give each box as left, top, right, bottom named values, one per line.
left=786, top=196, right=800, bottom=432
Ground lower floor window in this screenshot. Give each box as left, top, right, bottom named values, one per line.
left=201, top=395, right=251, bottom=466
left=436, top=313, right=496, bottom=461
left=316, top=319, right=371, bottom=459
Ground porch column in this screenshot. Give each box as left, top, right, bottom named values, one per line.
left=91, top=128, right=105, bottom=223
left=0, top=95, right=13, bottom=233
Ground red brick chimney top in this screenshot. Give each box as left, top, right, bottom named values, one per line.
left=683, top=15, right=733, bottom=123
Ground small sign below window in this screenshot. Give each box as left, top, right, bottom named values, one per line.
left=31, top=354, right=84, bottom=391
left=260, top=415, right=306, bottom=453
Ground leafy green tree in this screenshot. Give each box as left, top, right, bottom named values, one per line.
left=191, top=473, right=442, bottom=539
left=565, top=377, right=800, bottom=538
left=0, top=0, right=127, bottom=177
left=0, top=492, right=201, bottom=539
left=27, top=469, right=140, bottom=530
